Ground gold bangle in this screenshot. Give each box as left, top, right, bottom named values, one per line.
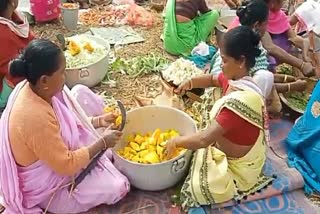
left=101, top=138, right=107, bottom=150
left=283, top=75, right=288, bottom=83
left=189, top=79, right=193, bottom=90
left=288, top=83, right=291, bottom=92
left=300, top=61, right=305, bottom=70
left=97, top=117, right=100, bottom=128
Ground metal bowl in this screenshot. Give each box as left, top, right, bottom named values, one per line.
left=65, top=35, right=110, bottom=88
left=279, top=77, right=317, bottom=114
left=113, top=106, right=197, bottom=191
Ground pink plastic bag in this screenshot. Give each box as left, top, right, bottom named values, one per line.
left=126, top=4, right=153, bottom=27
left=30, top=0, right=60, bottom=22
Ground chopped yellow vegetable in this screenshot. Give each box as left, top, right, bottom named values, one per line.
left=134, top=135, right=145, bottom=144
left=68, top=40, right=81, bottom=56
left=144, top=151, right=160, bottom=164
left=83, top=42, right=95, bottom=53
left=129, top=142, right=140, bottom=151
left=117, top=129, right=186, bottom=164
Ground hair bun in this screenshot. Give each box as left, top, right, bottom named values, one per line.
left=9, top=54, right=29, bottom=78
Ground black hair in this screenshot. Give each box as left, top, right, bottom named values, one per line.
left=224, top=26, right=261, bottom=70
left=10, top=39, right=62, bottom=85
left=0, top=0, right=9, bottom=13
left=236, top=0, right=269, bottom=27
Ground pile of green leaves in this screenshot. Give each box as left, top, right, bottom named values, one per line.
left=278, top=64, right=294, bottom=76
left=287, top=91, right=309, bottom=111
left=110, top=54, right=169, bottom=77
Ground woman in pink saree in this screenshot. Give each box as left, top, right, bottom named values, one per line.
left=0, top=39, right=130, bottom=213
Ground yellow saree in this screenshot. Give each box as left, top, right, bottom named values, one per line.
left=181, top=88, right=274, bottom=209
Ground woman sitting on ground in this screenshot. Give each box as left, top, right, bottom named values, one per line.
left=227, top=0, right=314, bottom=76
left=285, top=78, right=320, bottom=196
left=265, top=0, right=311, bottom=72
left=163, top=0, right=219, bottom=56
left=0, top=0, right=34, bottom=109
left=211, top=0, right=307, bottom=115
left=0, top=39, right=129, bottom=213
left=165, top=26, right=273, bottom=210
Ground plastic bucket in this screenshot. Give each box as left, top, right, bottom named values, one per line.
left=60, top=4, right=79, bottom=30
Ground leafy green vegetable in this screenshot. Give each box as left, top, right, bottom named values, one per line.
left=110, top=54, right=169, bottom=77
left=278, top=64, right=294, bottom=76
left=287, top=91, right=309, bottom=111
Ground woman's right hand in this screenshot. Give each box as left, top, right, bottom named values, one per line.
left=174, top=79, right=192, bottom=95
left=102, top=127, right=122, bottom=148
left=302, top=62, right=314, bottom=77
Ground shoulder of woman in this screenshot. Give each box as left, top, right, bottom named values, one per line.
left=223, top=90, right=264, bottom=113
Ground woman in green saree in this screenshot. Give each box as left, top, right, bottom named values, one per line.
left=163, top=0, right=220, bottom=56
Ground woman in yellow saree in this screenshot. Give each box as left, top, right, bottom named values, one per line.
left=165, top=26, right=273, bottom=209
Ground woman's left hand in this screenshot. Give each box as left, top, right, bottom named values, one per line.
left=96, top=113, right=118, bottom=129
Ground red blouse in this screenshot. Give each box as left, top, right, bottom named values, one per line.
left=0, top=13, right=34, bottom=91
left=216, top=73, right=259, bottom=145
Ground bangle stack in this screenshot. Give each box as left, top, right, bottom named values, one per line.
left=189, top=79, right=194, bottom=90
left=101, top=138, right=107, bottom=150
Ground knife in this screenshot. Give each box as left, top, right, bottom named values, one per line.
left=69, top=100, right=126, bottom=192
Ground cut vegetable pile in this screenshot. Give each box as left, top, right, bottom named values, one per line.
left=161, top=58, right=203, bottom=85
left=117, top=129, right=185, bottom=164
left=64, top=36, right=107, bottom=69
left=79, top=5, right=129, bottom=26
left=111, top=54, right=169, bottom=77
left=287, top=91, right=309, bottom=111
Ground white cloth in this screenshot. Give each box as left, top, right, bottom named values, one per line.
left=191, top=42, right=210, bottom=56
left=294, top=0, right=320, bottom=35
left=252, top=70, right=274, bottom=98
left=0, top=11, right=29, bottom=38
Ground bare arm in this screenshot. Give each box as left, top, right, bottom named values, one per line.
left=175, top=74, right=221, bottom=94
left=173, top=120, right=226, bottom=150
left=261, top=31, right=303, bottom=69
left=191, top=74, right=221, bottom=88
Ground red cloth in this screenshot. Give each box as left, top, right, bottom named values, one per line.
left=216, top=73, right=259, bottom=145
left=216, top=108, right=260, bottom=145
left=0, top=13, right=34, bottom=91
left=217, top=72, right=229, bottom=95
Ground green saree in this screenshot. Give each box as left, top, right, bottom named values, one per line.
left=163, top=0, right=219, bottom=56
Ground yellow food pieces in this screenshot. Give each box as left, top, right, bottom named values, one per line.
left=117, top=129, right=185, bottom=164
left=83, top=42, right=95, bottom=53
left=104, top=105, right=122, bottom=128
left=68, top=40, right=81, bottom=56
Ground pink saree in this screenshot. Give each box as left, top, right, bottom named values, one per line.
left=0, top=82, right=129, bottom=214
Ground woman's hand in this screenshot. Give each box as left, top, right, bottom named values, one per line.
left=174, top=79, right=192, bottom=95
left=302, top=62, right=314, bottom=77
left=102, top=127, right=122, bottom=148
left=94, top=113, right=118, bottom=129
left=164, top=139, right=178, bottom=159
